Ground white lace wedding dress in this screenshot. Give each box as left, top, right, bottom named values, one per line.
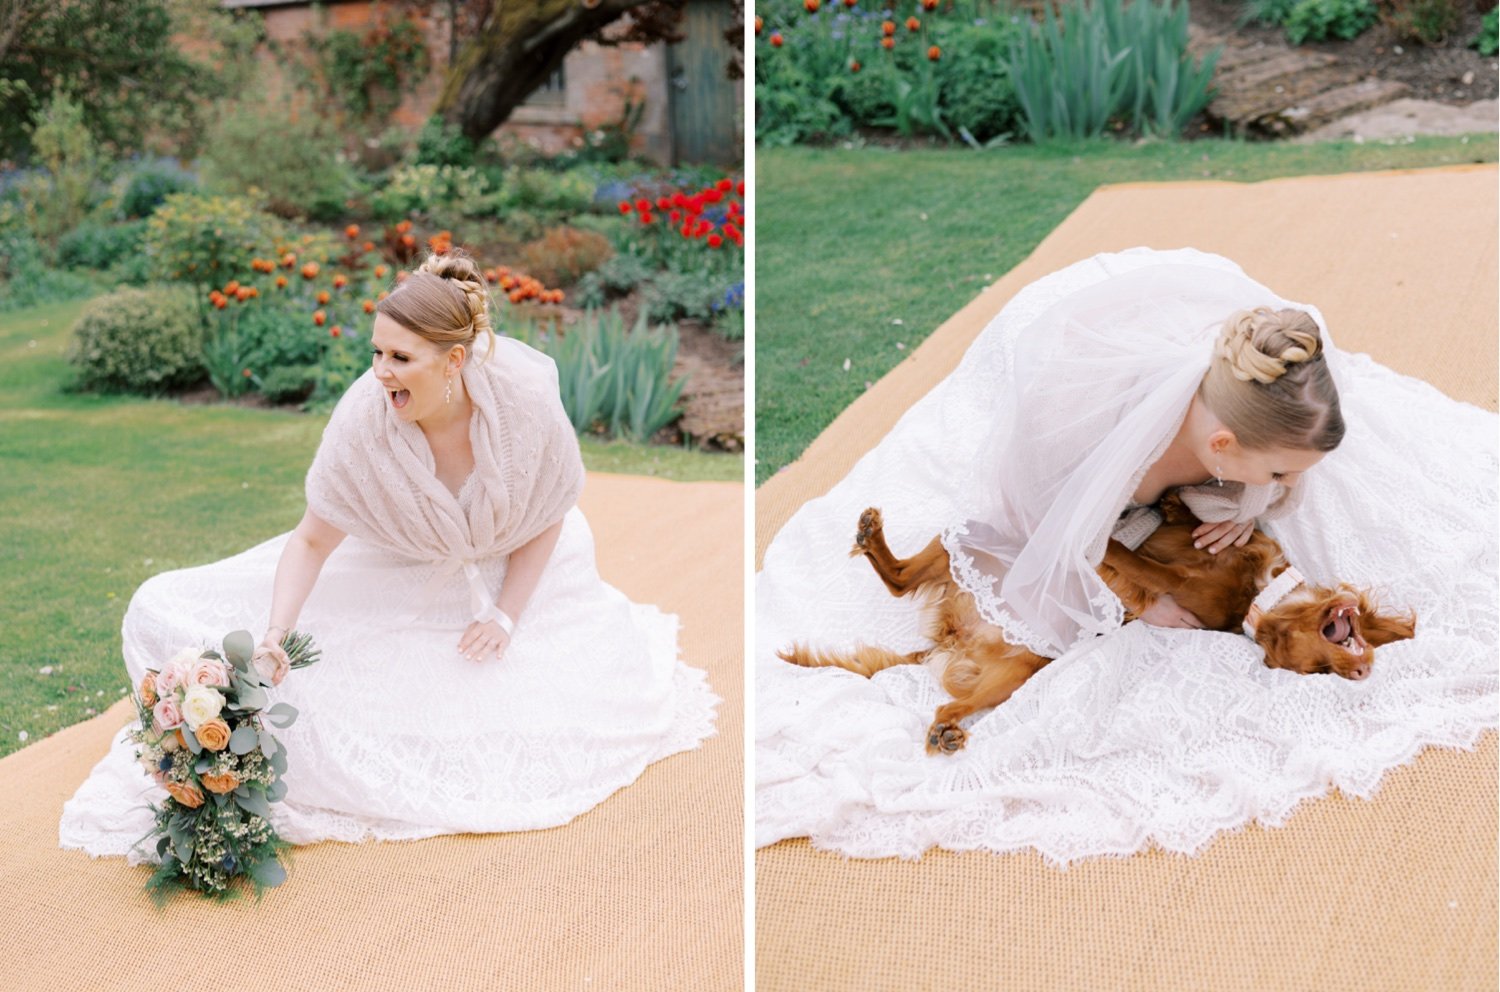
left=755, top=248, right=1498, bottom=863
left=61, top=480, right=718, bottom=861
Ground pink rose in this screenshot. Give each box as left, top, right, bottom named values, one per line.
left=155, top=665, right=181, bottom=697
left=189, top=657, right=230, bottom=688
left=152, top=697, right=183, bottom=731
left=251, top=643, right=290, bottom=686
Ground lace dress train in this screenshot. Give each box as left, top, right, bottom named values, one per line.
left=61, top=487, right=718, bottom=861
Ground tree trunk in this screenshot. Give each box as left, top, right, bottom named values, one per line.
left=436, top=0, right=658, bottom=143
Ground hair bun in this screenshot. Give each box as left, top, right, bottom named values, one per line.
left=417, top=250, right=492, bottom=338
left=1216, top=306, right=1323, bottom=384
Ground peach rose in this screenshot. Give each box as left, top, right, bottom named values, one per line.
left=200, top=770, right=239, bottom=794
left=152, top=697, right=183, bottom=731
left=252, top=643, right=290, bottom=686
left=195, top=717, right=231, bottom=751
left=164, top=780, right=204, bottom=809
left=140, top=672, right=158, bottom=708
left=190, top=657, right=230, bottom=688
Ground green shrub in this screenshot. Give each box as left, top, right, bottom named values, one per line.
left=18, top=91, right=103, bottom=257
left=1284, top=0, right=1377, bottom=43
left=1381, top=0, right=1460, bottom=43
left=1472, top=4, right=1498, bottom=53
left=644, top=268, right=732, bottom=324
left=519, top=226, right=613, bottom=286
left=259, top=364, right=319, bottom=404
left=500, top=167, right=597, bottom=216
left=120, top=160, right=197, bottom=219
left=596, top=251, right=655, bottom=296
left=199, top=103, right=358, bottom=221
left=57, top=219, right=147, bottom=271
left=371, top=163, right=493, bottom=221
left=414, top=115, right=476, bottom=168
left=67, top=284, right=205, bottom=394
left=144, top=192, right=285, bottom=291
left=935, top=24, right=1022, bottom=144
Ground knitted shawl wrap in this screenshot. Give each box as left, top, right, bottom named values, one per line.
left=305, top=334, right=583, bottom=573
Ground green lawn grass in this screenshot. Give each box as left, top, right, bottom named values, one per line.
left=754, top=133, right=1499, bottom=484
left=0, top=299, right=740, bottom=759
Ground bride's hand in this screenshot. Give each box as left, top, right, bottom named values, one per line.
left=459, top=620, right=510, bottom=662
left=1193, top=519, right=1255, bottom=554
left=1139, top=593, right=1205, bottom=629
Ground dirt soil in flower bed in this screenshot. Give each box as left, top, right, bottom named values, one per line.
left=1192, top=0, right=1498, bottom=103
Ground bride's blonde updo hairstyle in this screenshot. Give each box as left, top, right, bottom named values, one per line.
left=374, top=249, right=494, bottom=361
left=1199, top=306, right=1344, bottom=451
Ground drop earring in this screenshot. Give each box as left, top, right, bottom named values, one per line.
left=445, top=374, right=453, bottom=405
left=1215, top=461, right=1224, bottom=486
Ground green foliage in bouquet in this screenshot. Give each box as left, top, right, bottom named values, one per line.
left=130, top=628, right=320, bottom=903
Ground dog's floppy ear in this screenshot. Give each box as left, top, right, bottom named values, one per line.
left=1363, top=610, right=1416, bottom=647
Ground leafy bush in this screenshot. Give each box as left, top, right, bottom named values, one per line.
left=499, top=167, right=598, bottom=216
left=17, top=92, right=102, bottom=257
left=414, top=115, right=476, bottom=168
left=120, top=159, right=197, bottom=219
left=371, top=163, right=493, bottom=221
left=67, top=285, right=205, bottom=394
left=645, top=268, right=734, bottom=324
left=519, top=226, right=612, bottom=286
left=0, top=227, right=102, bottom=312
left=1009, top=0, right=1219, bottom=141
left=596, top=251, right=655, bottom=296
left=57, top=219, right=147, bottom=271
left=199, top=102, right=359, bottom=221
left=1380, top=0, right=1460, bottom=43
left=144, top=192, right=284, bottom=291
left=1477, top=6, right=1500, bottom=54
left=259, top=364, right=319, bottom=404
left=1284, top=0, right=1377, bottom=43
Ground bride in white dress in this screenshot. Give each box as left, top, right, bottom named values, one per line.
left=61, top=251, right=717, bottom=856
left=756, top=247, right=1496, bottom=863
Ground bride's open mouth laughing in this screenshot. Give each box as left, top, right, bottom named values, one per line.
left=387, top=387, right=412, bottom=410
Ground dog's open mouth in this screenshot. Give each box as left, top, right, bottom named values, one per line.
left=1321, top=604, right=1366, bottom=655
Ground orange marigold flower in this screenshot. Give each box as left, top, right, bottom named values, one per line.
left=330, top=325, right=342, bottom=337
left=755, top=15, right=763, bottom=32
left=275, top=275, right=287, bottom=288
left=881, top=19, right=896, bottom=34
left=927, top=44, right=941, bottom=60
left=363, top=299, right=376, bottom=313
left=500, top=275, right=516, bottom=290
left=301, top=262, right=320, bottom=280
left=313, top=309, right=327, bottom=326
left=333, top=274, right=347, bottom=289
left=922, top=0, right=937, bottom=8
left=213, top=296, right=227, bottom=310
left=804, top=0, right=819, bottom=10
left=844, top=0, right=857, bottom=6
left=223, top=280, right=240, bottom=295
left=282, top=252, right=296, bottom=268
left=242, top=368, right=253, bottom=378
left=395, top=220, right=412, bottom=234
left=345, top=224, right=360, bottom=240
left=770, top=31, right=784, bottom=46
left=247, top=287, right=259, bottom=298
left=850, top=59, right=862, bottom=72
left=881, top=35, right=895, bottom=48
left=906, top=16, right=920, bottom=30
left=400, top=234, right=415, bottom=248
left=395, top=271, right=408, bottom=283
left=363, top=240, right=375, bottom=252
left=508, top=290, right=524, bottom=303
left=235, top=286, right=252, bottom=301
left=316, top=290, right=331, bottom=304
left=374, top=264, right=388, bottom=278
left=377, top=290, right=389, bottom=300
left=554, top=290, right=566, bottom=304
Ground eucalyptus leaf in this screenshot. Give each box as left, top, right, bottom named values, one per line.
left=155, top=835, right=170, bottom=857
left=270, top=748, right=288, bottom=775
left=266, top=777, right=288, bottom=802
left=248, top=856, right=286, bottom=887
left=234, top=789, right=272, bottom=819
left=173, top=830, right=194, bottom=863
left=183, top=728, right=202, bottom=754
left=223, top=630, right=254, bottom=668
left=265, top=701, right=298, bottom=728
left=236, top=682, right=268, bottom=712
left=229, top=724, right=260, bottom=755
left=258, top=728, right=277, bottom=758
left=194, top=756, right=212, bottom=774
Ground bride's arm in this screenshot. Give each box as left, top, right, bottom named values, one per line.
left=458, top=517, right=564, bottom=661
left=261, top=507, right=348, bottom=647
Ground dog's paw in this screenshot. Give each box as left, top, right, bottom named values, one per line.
left=925, top=721, right=967, bottom=755
left=851, top=507, right=884, bottom=557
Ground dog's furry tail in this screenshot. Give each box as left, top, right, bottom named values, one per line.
left=777, top=643, right=925, bottom=678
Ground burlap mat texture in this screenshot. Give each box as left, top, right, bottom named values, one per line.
left=3, top=473, right=744, bottom=992
left=755, top=165, right=1498, bottom=992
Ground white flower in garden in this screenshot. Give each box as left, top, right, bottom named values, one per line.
left=180, top=684, right=225, bottom=730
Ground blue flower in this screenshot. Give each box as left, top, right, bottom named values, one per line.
left=158, top=755, right=173, bottom=772
left=714, top=282, right=745, bottom=313
left=222, top=854, right=237, bottom=872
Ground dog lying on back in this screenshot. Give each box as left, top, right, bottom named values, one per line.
left=780, top=495, right=1416, bottom=755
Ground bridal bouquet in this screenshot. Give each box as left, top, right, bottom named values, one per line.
left=129, top=629, right=319, bottom=901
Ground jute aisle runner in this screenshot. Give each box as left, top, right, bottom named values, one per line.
left=2, top=474, right=744, bottom=992
left=756, top=165, right=1498, bottom=992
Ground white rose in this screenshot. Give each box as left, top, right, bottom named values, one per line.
left=180, top=684, right=225, bottom=730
